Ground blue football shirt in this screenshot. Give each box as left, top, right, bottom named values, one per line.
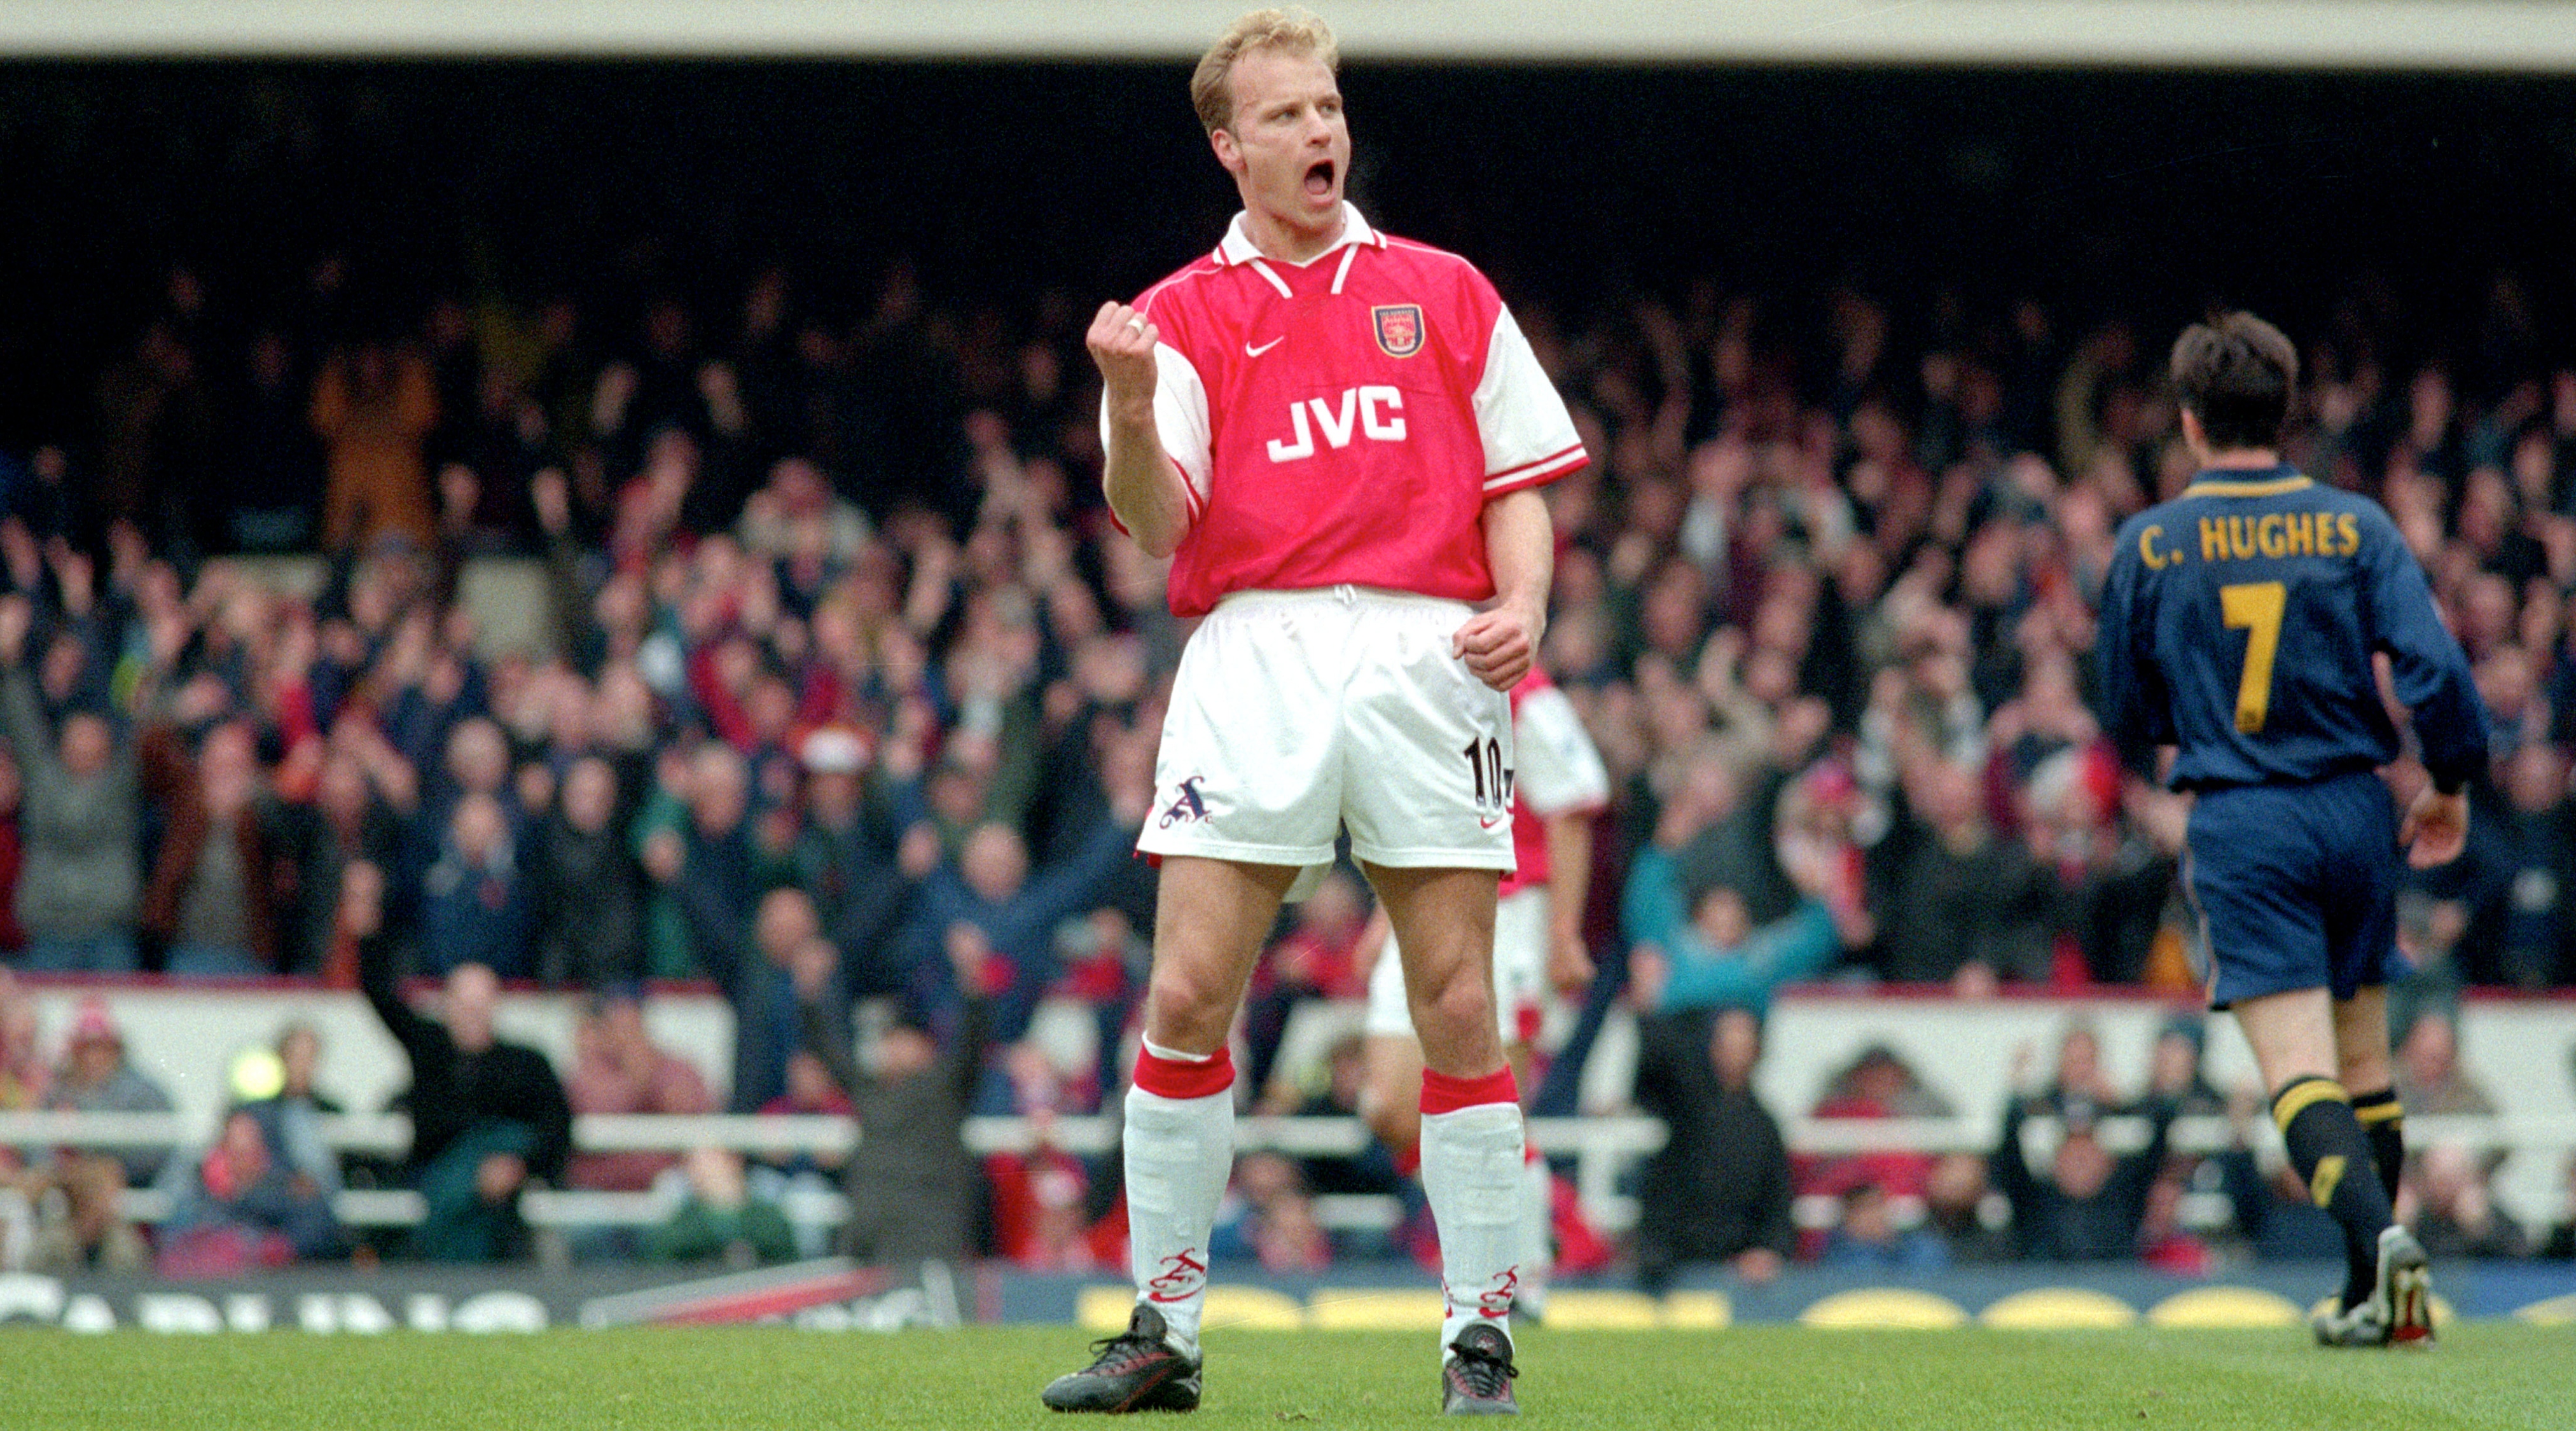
left=2096, top=466, right=2488, bottom=792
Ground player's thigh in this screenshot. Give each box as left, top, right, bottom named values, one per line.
left=1367, top=862, right=1502, bottom=1075
left=1138, top=600, right=1345, bottom=869
left=1143, top=855, right=1300, bottom=1053
left=2187, top=786, right=2332, bottom=1010
left=1337, top=598, right=1514, bottom=873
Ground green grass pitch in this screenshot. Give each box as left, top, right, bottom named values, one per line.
left=6, top=1325, right=2568, bottom=1429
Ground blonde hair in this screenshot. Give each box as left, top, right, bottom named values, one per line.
left=1191, top=8, right=1340, bottom=135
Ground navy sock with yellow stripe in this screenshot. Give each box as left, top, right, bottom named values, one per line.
left=2350, top=1088, right=2405, bottom=1201
left=2271, top=1076, right=2393, bottom=1312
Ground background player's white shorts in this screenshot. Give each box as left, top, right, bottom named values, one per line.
left=1138, top=586, right=1514, bottom=889
left=1363, top=886, right=1552, bottom=1044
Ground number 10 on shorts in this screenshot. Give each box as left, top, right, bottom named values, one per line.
left=1463, top=736, right=1513, bottom=813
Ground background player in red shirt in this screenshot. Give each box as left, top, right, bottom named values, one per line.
left=1042, top=7, right=1583, bottom=1417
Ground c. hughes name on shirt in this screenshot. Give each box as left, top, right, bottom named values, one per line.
left=2133, top=511, right=2364, bottom=571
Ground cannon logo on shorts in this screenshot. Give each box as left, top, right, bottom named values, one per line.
left=1158, top=775, right=1211, bottom=828
left=1265, top=385, right=1407, bottom=462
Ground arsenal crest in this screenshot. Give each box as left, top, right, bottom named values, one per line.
left=1371, top=303, right=1425, bottom=358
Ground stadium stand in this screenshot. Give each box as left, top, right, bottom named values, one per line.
left=6, top=983, right=2572, bottom=1270
left=4, top=62, right=2576, bottom=1292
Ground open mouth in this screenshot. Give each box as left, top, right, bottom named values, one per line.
left=1303, top=158, right=1336, bottom=198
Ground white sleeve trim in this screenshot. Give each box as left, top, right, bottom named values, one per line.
left=1512, top=686, right=1611, bottom=816
left=1097, top=342, right=1213, bottom=516
left=1483, top=445, right=1588, bottom=491
left=1472, top=303, right=1584, bottom=484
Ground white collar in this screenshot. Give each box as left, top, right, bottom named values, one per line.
left=1215, top=204, right=1385, bottom=268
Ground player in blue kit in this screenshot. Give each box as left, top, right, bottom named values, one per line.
left=2097, top=312, right=2488, bottom=1348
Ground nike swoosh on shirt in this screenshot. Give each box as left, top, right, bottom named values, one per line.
left=1245, top=336, right=1284, bottom=357
left=1479, top=815, right=1506, bottom=829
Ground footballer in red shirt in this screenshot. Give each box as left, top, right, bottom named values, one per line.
left=1042, top=8, right=1583, bottom=1418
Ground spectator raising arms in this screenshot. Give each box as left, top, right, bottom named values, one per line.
left=352, top=861, right=572, bottom=1261
left=792, top=923, right=994, bottom=1271
left=312, top=339, right=440, bottom=551
left=1631, top=1006, right=1795, bottom=1294
left=1624, top=777, right=1869, bottom=1018
left=0, top=596, right=145, bottom=973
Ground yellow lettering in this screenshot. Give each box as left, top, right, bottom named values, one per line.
left=2284, top=512, right=2315, bottom=556
left=2140, top=525, right=2171, bottom=571
left=2200, top=519, right=2228, bottom=563
left=2227, top=516, right=2255, bottom=561
left=2257, top=513, right=2287, bottom=558
left=2337, top=513, right=2360, bottom=558
left=2220, top=581, right=2289, bottom=733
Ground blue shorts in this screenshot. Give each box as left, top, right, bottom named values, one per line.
left=2184, top=770, right=2406, bottom=1009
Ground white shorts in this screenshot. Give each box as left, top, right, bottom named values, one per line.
left=1138, top=586, right=1514, bottom=886
left=1363, top=885, right=1552, bottom=1044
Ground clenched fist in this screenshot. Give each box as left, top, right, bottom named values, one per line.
left=1087, top=302, right=1160, bottom=417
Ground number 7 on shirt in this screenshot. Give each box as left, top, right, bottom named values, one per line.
left=2220, top=580, right=2287, bottom=733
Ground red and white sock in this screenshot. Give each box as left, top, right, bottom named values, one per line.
left=1419, top=1066, right=1526, bottom=1357
left=1124, top=1040, right=1235, bottom=1353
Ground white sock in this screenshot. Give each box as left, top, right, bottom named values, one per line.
left=1420, top=1100, right=1526, bottom=1356
left=1516, top=1153, right=1554, bottom=1315
left=1123, top=1077, right=1233, bottom=1353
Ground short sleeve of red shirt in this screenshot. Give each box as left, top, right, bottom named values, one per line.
left=1467, top=282, right=1586, bottom=500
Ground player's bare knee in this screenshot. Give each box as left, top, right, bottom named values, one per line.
left=1143, top=961, right=1236, bottom=1053
left=1421, top=976, right=1494, bottom=1037
left=1413, top=992, right=1501, bottom=1076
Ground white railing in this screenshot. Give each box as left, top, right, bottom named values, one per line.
left=13, top=1108, right=2570, bottom=1234
left=0, top=1109, right=1667, bottom=1233
left=1776, top=1112, right=2576, bottom=1159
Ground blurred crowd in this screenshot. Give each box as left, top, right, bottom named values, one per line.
left=7, top=965, right=2569, bottom=1285
left=1629, top=1002, right=2573, bottom=1292
left=3, top=255, right=2576, bottom=1280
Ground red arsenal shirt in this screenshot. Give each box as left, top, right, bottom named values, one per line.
left=1499, top=667, right=1612, bottom=898
left=1110, top=207, right=1588, bottom=618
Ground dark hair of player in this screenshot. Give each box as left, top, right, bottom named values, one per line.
left=2168, top=311, right=2299, bottom=452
